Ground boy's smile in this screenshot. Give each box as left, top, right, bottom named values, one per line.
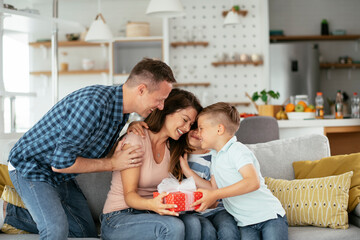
left=197, top=115, right=218, bottom=150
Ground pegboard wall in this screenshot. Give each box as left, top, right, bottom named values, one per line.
left=169, top=0, right=268, bottom=112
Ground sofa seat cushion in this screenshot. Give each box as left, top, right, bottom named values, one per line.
left=265, top=172, right=353, bottom=229
left=293, top=152, right=360, bottom=212
left=289, top=224, right=360, bottom=240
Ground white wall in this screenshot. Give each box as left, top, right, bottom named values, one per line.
left=169, top=0, right=269, bottom=112
left=269, top=0, right=360, bottom=113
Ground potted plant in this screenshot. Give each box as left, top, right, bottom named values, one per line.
left=251, top=89, right=281, bottom=117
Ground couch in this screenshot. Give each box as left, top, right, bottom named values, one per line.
left=1, top=134, right=359, bottom=239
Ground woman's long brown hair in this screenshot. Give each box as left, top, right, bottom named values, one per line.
left=144, top=88, right=202, bottom=180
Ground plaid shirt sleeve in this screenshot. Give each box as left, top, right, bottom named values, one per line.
left=49, top=98, right=102, bottom=169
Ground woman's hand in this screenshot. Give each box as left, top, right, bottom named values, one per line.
left=127, top=121, right=149, bottom=137
left=150, top=192, right=179, bottom=216
left=110, top=139, right=144, bottom=171
left=192, top=188, right=218, bottom=212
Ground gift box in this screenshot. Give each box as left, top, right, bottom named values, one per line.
left=153, top=175, right=203, bottom=212
left=153, top=191, right=203, bottom=212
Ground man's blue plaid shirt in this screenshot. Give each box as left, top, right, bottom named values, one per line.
left=9, top=85, right=129, bottom=186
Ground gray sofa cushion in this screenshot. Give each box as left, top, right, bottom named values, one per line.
left=246, top=134, right=331, bottom=180
left=76, top=171, right=112, bottom=224
left=289, top=224, right=360, bottom=240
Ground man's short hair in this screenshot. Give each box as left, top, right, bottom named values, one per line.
left=125, top=58, right=176, bottom=92
left=198, top=102, right=240, bottom=135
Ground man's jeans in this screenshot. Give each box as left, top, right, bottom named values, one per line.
left=101, top=208, right=185, bottom=240
left=6, top=170, right=97, bottom=240
left=239, top=214, right=289, bottom=240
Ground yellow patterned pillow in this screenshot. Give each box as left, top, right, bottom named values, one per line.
left=1, top=185, right=26, bottom=209
left=265, top=171, right=353, bottom=229
left=1, top=185, right=28, bottom=234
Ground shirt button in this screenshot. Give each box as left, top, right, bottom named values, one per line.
left=113, top=126, right=117, bottom=130
left=105, top=145, right=108, bottom=148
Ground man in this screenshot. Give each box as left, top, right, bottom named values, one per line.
left=4, top=58, right=175, bottom=239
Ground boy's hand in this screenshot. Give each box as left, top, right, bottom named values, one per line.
left=179, top=153, right=191, bottom=173
left=192, top=188, right=218, bottom=212
left=127, top=121, right=148, bottom=137
left=151, top=192, right=179, bottom=216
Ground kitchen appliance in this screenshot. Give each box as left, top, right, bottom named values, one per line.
left=270, top=43, right=320, bottom=106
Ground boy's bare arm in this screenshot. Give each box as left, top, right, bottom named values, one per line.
left=193, top=163, right=260, bottom=212
left=180, top=154, right=212, bottom=189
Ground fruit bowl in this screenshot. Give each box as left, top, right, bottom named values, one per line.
left=287, top=112, right=315, bottom=120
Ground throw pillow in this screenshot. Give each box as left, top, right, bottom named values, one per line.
left=0, top=164, right=14, bottom=196
left=293, top=152, right=360, bottom=212
left=1, top=185, right=26, bottom=209
left=265, top=171, right=352, bottom=229
left=0, top=185, right=28, bottom=234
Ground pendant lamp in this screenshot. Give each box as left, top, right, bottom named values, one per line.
left=223, top=10, right=241, bottom=26
left=146, top=0, right=185, bottom=18
left=223, top=1, right=241, bottom=26
left=85, top=0, right=113, bottom=42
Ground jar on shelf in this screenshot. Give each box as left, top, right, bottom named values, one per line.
left=60, top=51, right=69, bottom=71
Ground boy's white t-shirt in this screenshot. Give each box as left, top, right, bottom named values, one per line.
left=210, top=136, right=285, bottom=227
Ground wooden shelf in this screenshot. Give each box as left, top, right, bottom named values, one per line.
left=320, top=63, right=360, bottom=69
left=226, top=102, right=251, bottom=107
left=270, top=35, right=360, bottom=42
left=30, top=69, right=109, bottom=76
left=212, top=61, right=263, bottom=67
left=29, top=41, right=108, bottom=48
left=171, top=42, right=209, bottom=47
left=222, top=10, right=248, bottom=17
left=173, top=82, right=210, bottom=87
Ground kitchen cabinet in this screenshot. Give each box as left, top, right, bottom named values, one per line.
left=112, top=37, right=163, bottom=76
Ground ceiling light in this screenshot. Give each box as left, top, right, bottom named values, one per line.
left=146, top=0, right=185, bottom=18
left=85, top=0, right=113, bottom=42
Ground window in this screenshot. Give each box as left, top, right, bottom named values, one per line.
left=1, top=32, right=31, bottom=133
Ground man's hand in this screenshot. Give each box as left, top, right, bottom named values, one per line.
left=192, top=188, right=218, bottom=212
left=127, top=121, right=148, bottom=137
left=110, top=138, right=144, bottom=171
left=150, top=192, right=179, bottom=216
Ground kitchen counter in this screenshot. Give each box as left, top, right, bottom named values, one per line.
left=278, top=118, right=360, bottom=128
left=277, top=118, right=360, bottom=155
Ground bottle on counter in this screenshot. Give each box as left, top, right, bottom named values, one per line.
left=335, top=90, right=343, bottom=119
left=315, top=92, right=324, bottom=119
left=321, top=19, right=329, bottom=35
left=351, top=92, right=360, bottom=118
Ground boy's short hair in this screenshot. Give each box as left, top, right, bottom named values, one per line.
left=198, top=102, right=240, bottom=135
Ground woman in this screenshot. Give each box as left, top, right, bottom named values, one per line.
left=101, top=88, right=202, bottom=240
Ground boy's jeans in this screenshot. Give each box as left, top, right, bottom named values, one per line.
left=239, top=214, right=289, bottom=240
left=7, top=170, right=97, bottom=240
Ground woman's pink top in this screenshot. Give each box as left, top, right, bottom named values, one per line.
left=103, top=130, right=170, bottom=214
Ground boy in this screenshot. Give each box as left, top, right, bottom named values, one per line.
left=193, top=102, right=288, bottom=240
left=180, top=128, right=240, bottom=240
